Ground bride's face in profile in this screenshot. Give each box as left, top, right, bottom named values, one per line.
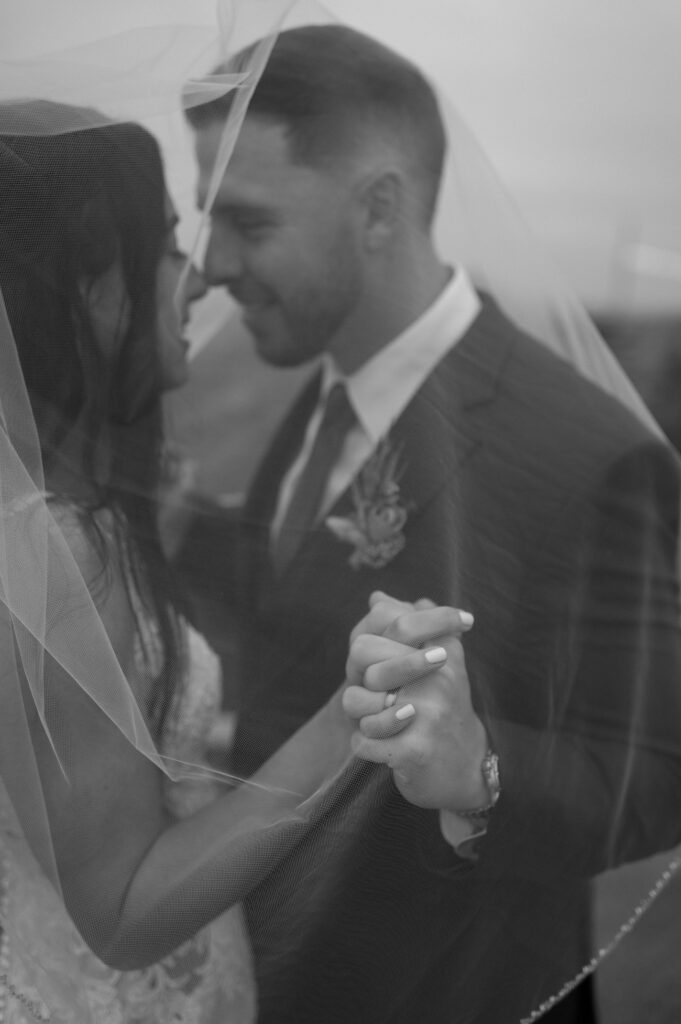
left=88, top=196, right=207, bottom=394
left=155, top=196, right=207, bottom=390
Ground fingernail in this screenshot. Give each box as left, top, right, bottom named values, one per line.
left=395, top=703, right=416, bottom=721
left=460, top=611, right=474, bottom=628
left=425, top=646, right=447, bottom=664
left=384, top=692, right=397, bottom=708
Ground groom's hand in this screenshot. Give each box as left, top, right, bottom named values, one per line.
left=344, top=603, right=489, bottom=812
left=349, top=590, right=464, bottom=646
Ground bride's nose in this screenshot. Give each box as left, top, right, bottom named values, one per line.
left=184, top=262, right=208, bottom=307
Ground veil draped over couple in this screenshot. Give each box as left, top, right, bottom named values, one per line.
left=1, top=2, right=681, bottom=1022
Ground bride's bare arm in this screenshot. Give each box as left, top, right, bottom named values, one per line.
left=26, top=506, right=352, bottom=969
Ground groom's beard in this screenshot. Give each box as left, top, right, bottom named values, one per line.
left=231, top=230, right=363, bottom=368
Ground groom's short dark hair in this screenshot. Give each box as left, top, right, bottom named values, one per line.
left=186, top=24, right=447, bottom=227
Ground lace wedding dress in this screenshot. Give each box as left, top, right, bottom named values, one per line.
left=0, top=596, right=257, bottom=1024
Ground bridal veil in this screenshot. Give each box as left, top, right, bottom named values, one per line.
left=1, top=2, right=680, bottom=1021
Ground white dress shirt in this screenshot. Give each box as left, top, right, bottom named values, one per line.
left=272, top=266, right=481, bottom=536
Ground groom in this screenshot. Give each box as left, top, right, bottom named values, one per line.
left=187, top=25, right=681, bottom=1024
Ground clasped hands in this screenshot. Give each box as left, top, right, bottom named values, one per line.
left=343, top=591, right=490, bottom=814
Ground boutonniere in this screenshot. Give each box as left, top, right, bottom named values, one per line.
left=326, top=436, right=409, bottom=570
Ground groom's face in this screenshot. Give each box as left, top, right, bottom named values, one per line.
left=195, top=116, right=363, bottom=367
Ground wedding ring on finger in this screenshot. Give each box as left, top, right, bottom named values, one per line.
left=385, top=690, right=416, bottom=721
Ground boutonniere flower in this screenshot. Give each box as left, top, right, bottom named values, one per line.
left=326, top=436, right=409, bottom=570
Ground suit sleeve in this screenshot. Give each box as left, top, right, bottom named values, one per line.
left=480, top=439, right=681, bottom=879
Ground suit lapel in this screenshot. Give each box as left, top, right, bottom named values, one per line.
left=259, top=295, right=517, bottom=627
left=384, top=295, right=516, bottom=511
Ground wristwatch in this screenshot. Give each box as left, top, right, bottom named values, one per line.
left=455, top=749, right=501, bottom=820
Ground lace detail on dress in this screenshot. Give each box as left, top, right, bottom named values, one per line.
left=2, top=836, right=256, bottom=1024
left=0, top=608, right=256, bottom=1024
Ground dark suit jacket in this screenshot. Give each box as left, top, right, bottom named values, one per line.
left=233, top=296, right=681, bottom=1023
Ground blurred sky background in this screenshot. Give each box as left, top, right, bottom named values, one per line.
left=3, top=0, right=681, bottom=314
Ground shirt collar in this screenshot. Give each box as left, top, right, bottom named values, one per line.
left=322, top=266, right=481, bottom=443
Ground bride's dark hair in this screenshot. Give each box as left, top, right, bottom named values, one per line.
left=0, top=102, right=185, bottom=732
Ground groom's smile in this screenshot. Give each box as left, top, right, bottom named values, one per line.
left=193, top=116, right=364, bottom=368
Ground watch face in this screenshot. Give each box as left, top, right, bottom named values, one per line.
left=455, top=751, right=500, bottom=819
left=482, top=751, right=501, bottom=805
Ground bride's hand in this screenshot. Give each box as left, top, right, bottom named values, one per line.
left=343, top=601, right=488, bottom=812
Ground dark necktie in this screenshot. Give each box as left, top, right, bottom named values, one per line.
left=273, top=382, right=356, bottom=573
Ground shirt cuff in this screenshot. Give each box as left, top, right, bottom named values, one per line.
left=439, top=809, right=488, bottom=861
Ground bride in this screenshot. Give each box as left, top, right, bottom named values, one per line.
left=0, top=106, right=460, bottom=1023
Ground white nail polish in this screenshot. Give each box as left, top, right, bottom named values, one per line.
left=460, top=611, right=474, bottom=627
left=384, top=692, right=397, bottom=708
left=395, top=703, right=416, bottom=721
left=425, top=646, right=447, bottom=664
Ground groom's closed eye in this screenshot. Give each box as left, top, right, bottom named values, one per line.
left=230, top=212, right=277, bottom=240
left=204, top=201, right=278, bottom=241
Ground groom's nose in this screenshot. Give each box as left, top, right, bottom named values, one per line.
left=203, top=222, right=243, bottom=287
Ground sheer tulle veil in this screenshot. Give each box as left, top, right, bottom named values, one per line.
left=1, top=2, right=681, bottom=1023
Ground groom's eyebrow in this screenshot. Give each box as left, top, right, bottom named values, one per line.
left=196, top=193, right=272, bottom=217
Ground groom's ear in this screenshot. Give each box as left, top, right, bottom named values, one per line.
left=358, top=169, right=404, bottom=251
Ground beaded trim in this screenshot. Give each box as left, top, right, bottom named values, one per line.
left=0, top=852, right=51, bottom=1023
left=521, top=852, right=681, bottom=1022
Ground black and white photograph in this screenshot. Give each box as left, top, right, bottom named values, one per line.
left=1, top=2, right=681, bottom=1022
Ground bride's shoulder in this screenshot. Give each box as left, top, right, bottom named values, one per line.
left=3, top=494, right=139, bottom=724
left=2, top=490, right=116, bottom=571
left=43, top=496, right=126, bottom=607
left=48, top=494, right=115, bottom=550
left=47, top=494, right=116, bottom=541
left=45, top=498, right=141, bottom=671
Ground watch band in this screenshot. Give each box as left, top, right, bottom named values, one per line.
left=455, top=749, right=501, bottom=820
